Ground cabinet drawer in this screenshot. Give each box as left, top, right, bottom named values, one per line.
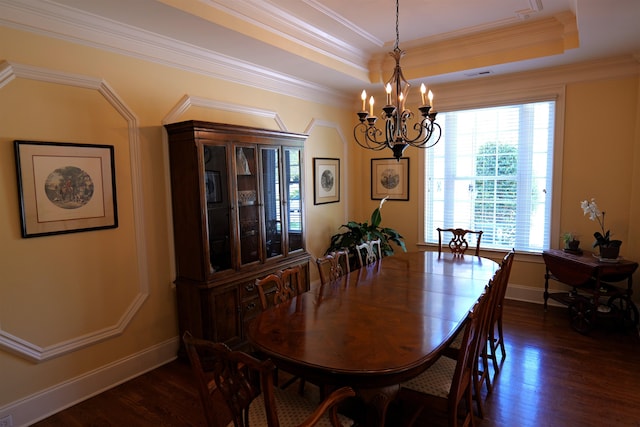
left=242, top=297, right=262, bottom=320
left=240, top=280, right=259, bottom=300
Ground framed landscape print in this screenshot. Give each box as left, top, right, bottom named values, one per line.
left=14, top=140, right=118, bottom=238
left=313, top=157, right=339, bottom=205
left=371, top=157, right=409, bottom=201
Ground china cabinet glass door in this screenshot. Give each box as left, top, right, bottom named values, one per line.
left=261, top=148, right=283, bottom=259
left=285, top=148, right=303, bottom=252
left=203, top=144, right=232, bottom=273
left=235, top=146, right=260, bottom=265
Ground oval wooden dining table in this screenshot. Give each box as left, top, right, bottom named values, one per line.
left=247, top=250, right=498, bottom=426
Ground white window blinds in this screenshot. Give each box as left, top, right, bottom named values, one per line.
left=423, top=100, right=555, bottom=252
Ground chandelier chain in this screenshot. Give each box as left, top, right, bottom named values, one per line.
left=394, top=0, right=400, bottom=51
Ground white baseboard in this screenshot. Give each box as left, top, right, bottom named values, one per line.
left=0, top=337, right=179, bottom=427
left=504, top=282, right=566, bottom=307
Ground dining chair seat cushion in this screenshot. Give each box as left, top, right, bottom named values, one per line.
left=401, top=355, right=457, bottom=399
left=448, top=330, right=463, bottom=350
left=229, top=387, right=353, bottom=427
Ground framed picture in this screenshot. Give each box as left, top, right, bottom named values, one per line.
left=313, top=158, right=340, bottom=205
left=371, top=157, right=409, bottom=201
left=205, top=170, right=222, bottom=203
left=14, top=140, right=118, bottom=238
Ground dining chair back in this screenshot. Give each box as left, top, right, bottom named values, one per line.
left=316, top=250, right=350, bottom=285
left=443, top=265, right=503, bottom=418
left=399, top=284, right=492, bottom=427
left=255, top=267, right=308, bottom=393
left=255, top=273, right=284, bottom=311
left=281, top=265, right=304, bottom=295
left=437, top=228, right=483, bottom=256
left=487, top=249, right=515, bottom=373
left=255, top=267, right=303, bottom=311
left=182, top=331, right=355, bottom=427
left=355, top=239, right=382, bottom=268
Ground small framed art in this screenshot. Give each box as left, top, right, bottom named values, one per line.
left=371, top=157, right=409, bottom=201
left=14, top=140, right=118, bottom=238
left=313, top=157, right=340, bottom=205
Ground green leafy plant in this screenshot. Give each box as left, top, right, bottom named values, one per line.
left=326, top=197, right=406, bottom=261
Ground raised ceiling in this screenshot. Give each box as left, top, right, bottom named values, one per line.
left=1, top=0, right=639, bottom=105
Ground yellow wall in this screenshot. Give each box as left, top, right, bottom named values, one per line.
left=0, top=25, right=353, bottom=421
left=1, top=20, right=640, bottom=426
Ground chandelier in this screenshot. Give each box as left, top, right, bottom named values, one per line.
left=354, top=0, right=441, bottom=160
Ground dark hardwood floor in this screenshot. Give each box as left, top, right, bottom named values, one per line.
left=32, top=300, right=640, bottom=427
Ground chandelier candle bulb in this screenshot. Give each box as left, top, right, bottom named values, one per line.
left=369, top=96, right=374, bottom=116
left=386, top=83, right=392, bottom=105
left=361, top=90, right=367, bottom=111
left=428, top=90, right=434, bottom=110
left=420, top=83, right=426, bottom=105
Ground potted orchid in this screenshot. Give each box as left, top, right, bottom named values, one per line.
left=580, top=198, right=622, bottom=259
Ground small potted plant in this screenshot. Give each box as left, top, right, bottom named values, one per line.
left=562, top=232, right=581, bottom=253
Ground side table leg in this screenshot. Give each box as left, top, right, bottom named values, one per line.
left=544, top=271, right=550, bottom=311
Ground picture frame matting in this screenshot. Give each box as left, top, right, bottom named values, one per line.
left=14, top=140, right=118, bottom=238
left=371, top=157, right=409, bottom=201
left=313, top=157, right=340, bottom=205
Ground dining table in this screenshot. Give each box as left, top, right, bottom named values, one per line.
left=247, top=250, right=499, bottom=426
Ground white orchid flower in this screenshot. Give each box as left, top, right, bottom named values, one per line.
left=581, top=198, right=600, bottom=221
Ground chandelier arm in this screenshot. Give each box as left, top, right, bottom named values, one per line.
left=404, top=122, right=442, bottom=148
left=354, top=122, right=391, bottom=150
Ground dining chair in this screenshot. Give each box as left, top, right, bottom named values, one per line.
left=443, top=267, right=502, bottom=419
left=316, top=250, right=350, bottom=285
left=398, top=284, right=492, bottom=427
left=182, top=332, right=355, bottom=427
left=437, top=228, right=484, bottom=256
left=487, top=249, right=515, bottom=374
left=281, top=265, right=304, bottom=295
left=355, top=239, right=382, bottom=268
left=255, top=268, right=306, bottom=393
left=255, top=273, right=285, bottom=311
left=256, top=267, right=304, bottom=311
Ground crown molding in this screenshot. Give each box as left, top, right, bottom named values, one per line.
left=368, top=12, right=579, bottom=83
left=432, top=55, right=640, bottom=112
left=0, top=0, right=353, bottom=107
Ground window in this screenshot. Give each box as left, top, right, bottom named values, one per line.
left=422, top=100, right=556, bottom=253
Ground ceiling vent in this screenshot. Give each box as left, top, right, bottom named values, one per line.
left=464, top=70, right=494, bottom=78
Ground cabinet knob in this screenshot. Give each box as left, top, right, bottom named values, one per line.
left=246, top=302, right=256, bottom=310
left=245, top=284, right=255, bottom=292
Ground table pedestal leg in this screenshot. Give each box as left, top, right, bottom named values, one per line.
left=357, top=384, right=400, bottom=427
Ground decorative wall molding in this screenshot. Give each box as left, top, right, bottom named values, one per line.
left=163, top=94, right=288, bottom=131
left=0, top=338, right=178, bottom=427
left=304, top=118, right=350, bottom=220
left=0, top=61, right=148, bottom=362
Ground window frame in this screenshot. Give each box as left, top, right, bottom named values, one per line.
left=417, top=84, right=566, bottom=255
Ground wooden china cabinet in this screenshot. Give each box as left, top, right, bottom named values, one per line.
left=165, top=120, right=310, bottom=353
